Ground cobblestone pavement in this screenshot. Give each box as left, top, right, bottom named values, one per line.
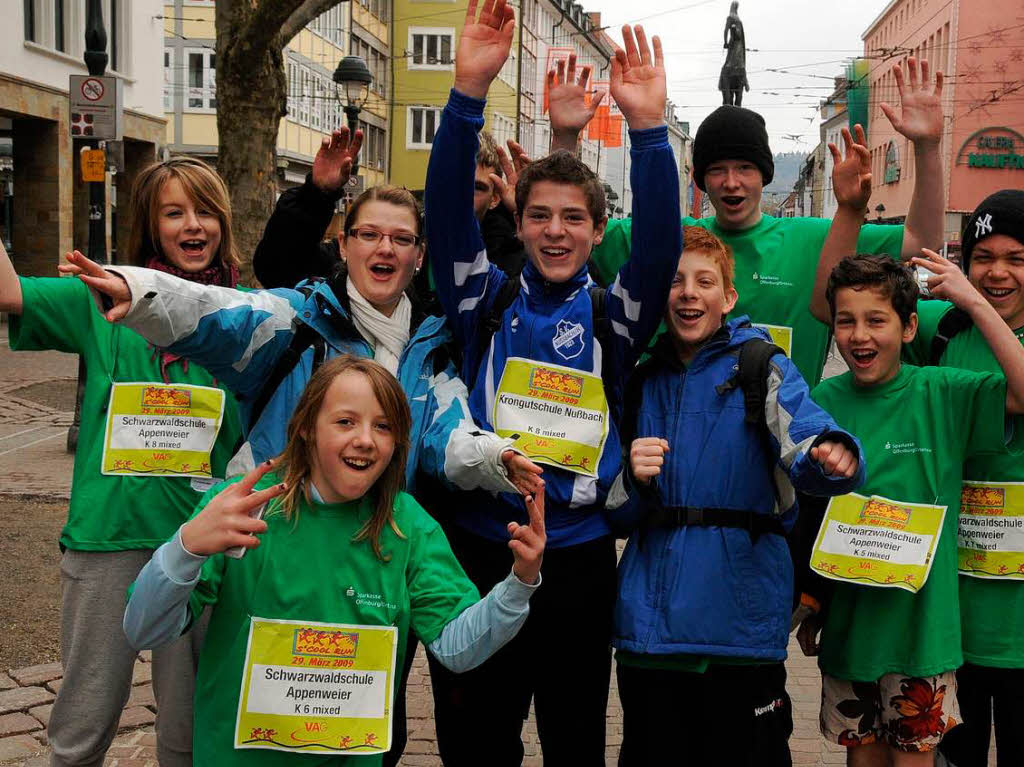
left=0, top=339, right=992, bottom=766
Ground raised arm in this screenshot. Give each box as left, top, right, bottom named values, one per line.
left=252, top=127, right=361, bottom=288
left=605, top=26, right=681, bottom=366
left=424, top=0, right=516, bottom=348
left=0, top=240, right=23, bottom=314
left=881, top=58, right=945, bottom=260
left=60, top=251, right=300, bottom=398
left=912, top=249, right=1024, bottom=414
left=810, top=125, right=872, bottom=324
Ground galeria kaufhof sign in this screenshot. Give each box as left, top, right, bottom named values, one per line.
left=956, top=128, right=1024, bottom=170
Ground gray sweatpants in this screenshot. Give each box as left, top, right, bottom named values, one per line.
left=49, top=549, right=206, bottom=767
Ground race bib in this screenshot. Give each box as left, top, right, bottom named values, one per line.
left=101, top=382, right=225, bottom=477
left=234, top=618, right=398, bottom=756
left=492, top=357, right=609, bottom=477
left=754, top=323, right=793, bottom=358
left=810, top=493, right=946, bottom=593
left=958, top=481, right=1024, bottom=580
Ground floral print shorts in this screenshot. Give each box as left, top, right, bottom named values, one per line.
left=820, top=671, right=961, bottom=752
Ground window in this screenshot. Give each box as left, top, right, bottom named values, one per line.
left=362, top=124, right=387, bottom=170
left=408, top=28, right=455, bottom=70
left=407, top=106, right=443, bottom=149
left=164, top=48, right=173, bottom=110
left=186, top=49, right=216, bottom=111
left=287, top=60, right=299, bottom=119
left=54, top=0, right=65, bottom=52
left=311, top=71, right=323, bottom=131
left=24, top=0, right=35, bottom=42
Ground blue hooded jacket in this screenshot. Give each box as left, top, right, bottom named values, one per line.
left=609, top=319, right=865, bottom=660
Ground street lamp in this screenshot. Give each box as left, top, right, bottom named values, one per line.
left=875, top=203, right=886, bottom=221
left=332, top=56, right=373, bottom=176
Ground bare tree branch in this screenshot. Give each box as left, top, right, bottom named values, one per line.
left=241, top=0, right=308, bottom=58
left=281, top=0, right=351, bottom=47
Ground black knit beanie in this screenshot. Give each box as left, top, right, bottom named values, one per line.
left=961, top=189, right=1024, bottom=273
left=693, top=106, right=774, bottom=191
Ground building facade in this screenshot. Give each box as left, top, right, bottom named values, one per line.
left=819, top=76, right=849, bottom=221
left=388, top=0, right=519, bottom=191
left=862, top=0, right=1024, bottom=243
left=163, top=0, right=390, bottom=223
left=1, top=0, right=165, bottom=275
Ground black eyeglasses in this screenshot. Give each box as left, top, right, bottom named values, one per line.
left=347, top=228, right=422, bottom=250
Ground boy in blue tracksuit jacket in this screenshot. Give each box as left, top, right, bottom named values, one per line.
left=608, top=225, right=865, bottom=766
left=423, top=7, right=681, bottom=764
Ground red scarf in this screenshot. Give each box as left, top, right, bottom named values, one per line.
left=144, top=256, right=239, bottom=382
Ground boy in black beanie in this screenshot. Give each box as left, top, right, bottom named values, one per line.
left=588, top=58, right=946, bottom=388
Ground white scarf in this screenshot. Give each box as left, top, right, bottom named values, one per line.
left=346, top=277, right=411, bottom=375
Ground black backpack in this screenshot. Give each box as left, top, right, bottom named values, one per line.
left=926, top=306, right=973, bottom=366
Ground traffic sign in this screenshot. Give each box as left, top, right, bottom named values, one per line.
left=69, top=74, right=122, bottom=140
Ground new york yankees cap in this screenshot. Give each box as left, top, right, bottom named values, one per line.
left=961, top=189, right=1024, bottom=273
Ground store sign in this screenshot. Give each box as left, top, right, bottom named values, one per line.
left=956, top=127, right=1024, bottom=170
left=884, top=140, right=901, bottom=184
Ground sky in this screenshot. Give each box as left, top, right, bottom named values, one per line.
left=583, top=0, right=893, bottom=152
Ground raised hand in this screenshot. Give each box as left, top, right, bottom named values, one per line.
left=810, top=441, right=859, bottom=479
left=501, top=449, right=545, bottom=496
left=630, top=437, right=670, bottom=484
left=454, top=0, right=516, bottom=100
left=609, top=25, right=665, bottom=131
left=58, top=250, right=132, bottom=322
left=881, top=57, right=944, bottom=146
left=508, top=485, right=545, bottom=584
left=180, top=460, right=285, bottom=556
left=489, top=139, right=531, bottom=215
left=312, top=126, right=364, bottom=194
left=829, top=125, right=872, bottom=213
left=910, top=248, right=984, bottom=310
left=548, top=52, right=607, bottom=148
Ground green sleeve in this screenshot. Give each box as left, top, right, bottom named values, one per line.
left=9, top=276, right=97, bottom=354
left=903, top=299, right=954, bottom=366
left=403, top=496, right=480, bottom=644
left=589, top=217, right=633, bottom=286
left=856, top=223, right=905, bottom=260
left=948, top=368, right=1024, bottom=459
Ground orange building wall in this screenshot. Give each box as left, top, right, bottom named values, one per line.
left=861, top=0, right=1024, bottom=242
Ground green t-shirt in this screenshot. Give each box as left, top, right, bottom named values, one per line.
left=9, top=276, right=244, bottom=551
left=811, top=364, right=1022, bottom=680
left=907, top=299, right=1024, bottom=667
left=186, top=479, right=479, bottom=767
left=590, top=214, right=904, bottom=385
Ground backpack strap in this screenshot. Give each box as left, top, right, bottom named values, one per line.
left=247, top=283, right=325, bottom=427
left=927, top=306, right=973, bottom=366
left=734, top=338, right=786, bottom=427
left=468, top=276, right=522, bottom=381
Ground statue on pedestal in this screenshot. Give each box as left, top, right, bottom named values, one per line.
left=719, top=2, right=749, bottom=106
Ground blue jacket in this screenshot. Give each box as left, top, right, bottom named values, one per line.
left=610, top=319, right=865, bottom=661
left=108, top=271, right=509, bottom=493
left=424, top=89, right=682, bottom=548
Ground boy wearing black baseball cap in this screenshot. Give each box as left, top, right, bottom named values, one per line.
left=906, top=189, right=1024, bottom=767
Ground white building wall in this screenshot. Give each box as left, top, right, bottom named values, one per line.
left=2, top=0, right=165, bottom=121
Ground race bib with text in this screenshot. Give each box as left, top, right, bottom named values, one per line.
left=492, top=357, right=609, bottom=477
left=101, top=382, right=225, bottom=478
left=234, top=617, right=398, bottom=755
left=958, top=480, right=1024, bottom=580
left=810, top=493, right=946, bottom=593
